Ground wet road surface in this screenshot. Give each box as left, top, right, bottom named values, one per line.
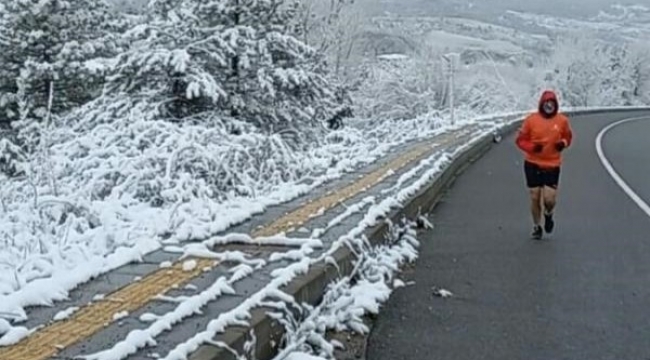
left=367, top=111, right=650, bottom=360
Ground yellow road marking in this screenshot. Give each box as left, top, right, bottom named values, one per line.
left=0, top=125, right=479, bottom=360
left=253, top=131, right=466, bottom=237
left=0, top=259, right=216, bottom=360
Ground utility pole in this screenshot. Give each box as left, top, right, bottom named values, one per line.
left=442, top=53, right=460, bottom=126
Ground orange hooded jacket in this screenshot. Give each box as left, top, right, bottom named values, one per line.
left=516, top=90, right=573, bottom=168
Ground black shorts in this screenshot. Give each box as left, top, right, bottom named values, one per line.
left=524, top=161, right=560, bottom=189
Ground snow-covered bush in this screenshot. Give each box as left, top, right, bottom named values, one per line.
left=0, top=89, right=460, bottom=304
left=0, top=134, right=26, bottom=178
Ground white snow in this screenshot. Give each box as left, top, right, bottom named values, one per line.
left=53, top=306, right=80, bottom=321
left=285, top=353, right=327, bottom=360
left=83, top=272, right=236, bottom=359
left=149, top=127, right=506, bottom=360
left=377, top=53, right=409, bottom=61
left=180, top=244, right=266, bottom=269
left=156, top=258, right=313, bottom=360
left=113, top=311, right=129, bottom=321
left=159, top=261, right=173, bottom=269
left=271, top=218, right=422, bottom=359
left=181, top=260, right=197, bottom=272
left=0, top=238, right=157, bottom=324
left=417, top=215, right=434, bottom=230
left=269, top=244, right=320, bottom=263
left=228, top=264, right=255, bottom=283
left=139, top=313, right=159, bottom=323
left=433, top=288, right=454, bottom=298
left=0, top=325, right=32, bottom=346
left=311, top=196, right=375, bottom=239
left=309, top=207, right=326, bottom=219
left=153, top=295, right=187, bottom=304
left=204, top=233, right=322, bottom=249
left=0, top=107, right=464, bottom=332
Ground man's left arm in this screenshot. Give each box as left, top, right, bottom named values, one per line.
left=555, top=117, right=573, bottom=152
left=561, top=117, right=573, bottom=148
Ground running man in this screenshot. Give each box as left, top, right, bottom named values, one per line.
left=515, top=90, right=573, bottom=239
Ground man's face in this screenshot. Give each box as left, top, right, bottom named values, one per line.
left=542, top=100, right=556, bottom=115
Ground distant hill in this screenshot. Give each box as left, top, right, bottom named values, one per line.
left=499, top=6, right=650, bottom=43
left=363, top=15, right=551, bottom=68
left=370, top=0, right=645, bottom=19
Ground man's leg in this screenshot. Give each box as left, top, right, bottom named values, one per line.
left=530, top=187, right=543, bottom=227
left=542, top=167, right=561, bottom=233
left=529, top=188, right=543, bottom=239
left=524, top=161, right=544, bottom=238
left=543, top=186, right=557, bottom=213
left=542, top=186, right=557, bottom=233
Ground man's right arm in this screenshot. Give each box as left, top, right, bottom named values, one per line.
left=516, top=117, right=536, bottom=153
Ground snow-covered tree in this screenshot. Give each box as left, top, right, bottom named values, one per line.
left=107, top=0, right=337, bottom=129
left=0, top=135, right=27, bottom=177
left=546, top=34, right=650, bottom=107
left=545, top=35, right=605, bottom=107
left=294, top=0, right=363, bottom=79
left=353, top=54, right=444, bottom=120
left=0, top=0, right=124, bottom=124
left=604, top=42, right=650, bottom=105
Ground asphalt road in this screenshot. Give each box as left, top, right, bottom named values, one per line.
left=366, top=111, right=650, bottom=360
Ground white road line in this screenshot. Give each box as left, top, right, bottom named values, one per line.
left=595, top=115, right=650, bottom=218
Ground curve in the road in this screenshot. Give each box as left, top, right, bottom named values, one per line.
left=366, top=110, right=650, bottom=360
left=596, top=115, right=650, bottom=218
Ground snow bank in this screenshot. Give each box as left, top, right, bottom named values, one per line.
left=271, top=218, right=422, bottom=360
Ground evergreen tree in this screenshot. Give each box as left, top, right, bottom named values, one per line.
left=0, top=0, right=123, bottom=124
left=109, top=0, right=336, bottom=128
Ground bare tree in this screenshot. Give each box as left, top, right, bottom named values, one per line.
left=295, top=0, right=365, bottom=80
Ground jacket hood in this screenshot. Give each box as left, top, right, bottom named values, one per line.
left=538, top=90, right=559, bottom=117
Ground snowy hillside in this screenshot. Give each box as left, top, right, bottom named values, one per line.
left=349, top=7, right=650, bottom=121
left=499, top=5, right=650, bottom=42
left=372, top=15, right=552, bottom=51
